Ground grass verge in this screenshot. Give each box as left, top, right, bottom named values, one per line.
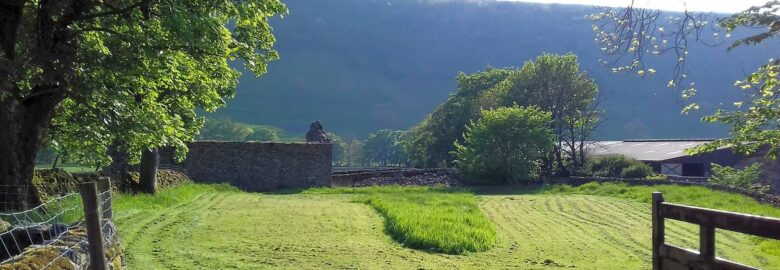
left=306, top=186, right=497, bottom=254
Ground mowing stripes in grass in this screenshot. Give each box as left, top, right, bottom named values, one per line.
left=307, top=186, right=497, bottom=254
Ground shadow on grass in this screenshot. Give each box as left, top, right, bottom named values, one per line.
left=467, top=184, right=549, bottom=196
left=261, top=187, right=308, bottom=195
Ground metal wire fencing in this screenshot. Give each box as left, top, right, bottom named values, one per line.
left=0, top=178, right=121, bottom=270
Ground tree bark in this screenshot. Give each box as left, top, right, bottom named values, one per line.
left=139, top=148, right=159, bottom=194
left=0, top=96, right=62, bottom=210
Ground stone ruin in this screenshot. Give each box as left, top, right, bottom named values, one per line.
left=305, top=121, right=330, bottom=143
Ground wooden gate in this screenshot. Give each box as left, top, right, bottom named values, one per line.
left=652, top=192, right=780, bottom=269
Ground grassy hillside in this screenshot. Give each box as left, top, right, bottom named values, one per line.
left=113, top=183, right=780, bottom=269
left=216, top=0, right=775, bottom=139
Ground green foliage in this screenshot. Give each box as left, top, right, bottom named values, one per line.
left=404, top=54, right=599, bottom=172
left=592, top=0, right=780, bottom=161
left=720, top=1, right=780, bottom=50
left=198, top=117, right=254, bottom=141
left=197, top=117, right=280, bottom=142
left=584, top=155, right=653, bottom=178
left=619, top=164, right=655, bottom=178
left=454, top=106, right=554, bottom=184
left=710, top=163, right=767, bottom=192
left=39, top=0, right=288, bottom=165
left=363, top=129, right=407, bottom=166
left=497, top=53, right=600, bottom=174
left=403, top=67, right=517, bottom=167
left=327, top=132, right=348, bottom=166
left=247, top=127, right=280, bottom=142
left=345, top=139, right=365, bottom=166
left=690, top=62, right=780, bottom=159
left=306, top=186, right=496, bottom=254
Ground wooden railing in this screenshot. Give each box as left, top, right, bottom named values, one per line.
left=652, top=192, right=780, bottom=270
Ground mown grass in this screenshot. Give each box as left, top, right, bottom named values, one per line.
left=538, top=182, right=780, bottom=218
left=112, top=183, right=238, bottom=212
left=305, top=186, right=497, bottom=254
left=110, top=183, right=780, bottom=269
left=536, top=182, right=780, bottom=261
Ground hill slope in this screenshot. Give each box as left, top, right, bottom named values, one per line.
left=214, top=0, right=775, bottom=139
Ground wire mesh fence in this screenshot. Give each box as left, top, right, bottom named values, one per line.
left=0, top=178, right=121, bottom=270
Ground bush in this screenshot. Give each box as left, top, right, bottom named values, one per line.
left=710, top=163, right=768, bottom=192
left=584, top=155, right=653, bottom=178
left=454, top=106, right=554, bottom=184
left=620, top=164, right=654, bottom=178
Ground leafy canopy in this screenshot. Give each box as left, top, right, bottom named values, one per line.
left=454, top=106, right=554, bottom=184
left=39, top=0, right=287, bottom=165
left=404, top=53, right=599, bottom=173
left=590, top=1, right=780, bottom=159
left=363, top=129, right=407, bottom=166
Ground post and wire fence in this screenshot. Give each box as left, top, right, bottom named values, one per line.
left=0, top=177, right=121, bottom=269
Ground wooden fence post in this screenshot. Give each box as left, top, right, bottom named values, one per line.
left=652, top=192, right=665, bottom=270
left=700, top=224, right=716, bottom=264
left=81, top=181, right=108, bottom=270
left=97, top=177, right=113, bottom=219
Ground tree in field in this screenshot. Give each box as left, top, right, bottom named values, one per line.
left=496, top=53, right=601, bottom=175
left=454, top=106, right=554, bottom=184
left=591, top=1, right=780, bottom=158
left=0, top=0, right=286, bottom=208
left=403, top=67, right=518, bottom=167
left=327, top=132, right=348, bottom=166
left=345, top=139, right=364, bottom=167
left=363, top=129, right=407, bottom=166
left=404, top=55, right=601, bottom=174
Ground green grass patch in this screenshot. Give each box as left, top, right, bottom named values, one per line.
left=537, top=182, right=780, bottom=261
left=539, top=182, right=780, bottom=218
left=110, top=183, right=780, bottom=268
left=306, top=186, right=497, bottom=254
left=113, top=183, right=238, bottom=212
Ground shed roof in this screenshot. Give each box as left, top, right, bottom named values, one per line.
left=587, top=139, right=721, bottom=161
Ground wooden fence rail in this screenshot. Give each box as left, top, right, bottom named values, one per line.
left=652, top=192, right=780, bottom=270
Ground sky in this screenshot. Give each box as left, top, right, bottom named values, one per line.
left=500, top=0, right=768, bottom=13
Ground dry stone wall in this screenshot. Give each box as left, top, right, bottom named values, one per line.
left=160, top=142, right=331, bottom=191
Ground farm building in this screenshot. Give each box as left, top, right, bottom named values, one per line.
left=587, top=139, right=745, bottom=177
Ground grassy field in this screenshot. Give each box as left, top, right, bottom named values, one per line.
left=113, top=183, right=780, bottom=269
left=306, top=186, right=497, bottom=254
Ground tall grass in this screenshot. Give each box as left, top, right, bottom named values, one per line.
left=306, top=186, right=497, bottom=254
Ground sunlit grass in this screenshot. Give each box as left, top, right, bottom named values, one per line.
left=112, top=183, right=238, bottom=212
left=306, top=186, right=497, bottom=254
left=540, top=182, right=780, bottom=218
left=538, top=182, right=780, bottom=261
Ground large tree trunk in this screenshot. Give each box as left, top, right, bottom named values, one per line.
left=139, top=149, right=159, bottom=194
left=0, top=97, right=62, bottom=210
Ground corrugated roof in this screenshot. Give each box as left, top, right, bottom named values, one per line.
left=587, top=140, right=719, bottom=161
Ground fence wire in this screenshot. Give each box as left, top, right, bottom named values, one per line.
left=0, top=191, right=84, bottom=267
left=0, top=181, right=120, bottom=269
